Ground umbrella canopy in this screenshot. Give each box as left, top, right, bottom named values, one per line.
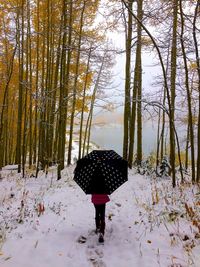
left=74, top=150, right=128, bottom=194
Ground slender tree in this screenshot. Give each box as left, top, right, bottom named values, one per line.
left=179, top=0, right=195, bottom=181
left=57, top=0, right=73, bottom=172
left=123, top=0, right=133, bottom=160
left=28, top=0, right=33, bottom=168
left=16, top=0, right=25, bottom=173
left=78, top=46, right=92, bottom=160
left=128, top=0, right=143, bottom=167
left=33, top=0, right=40, bottom=165
left=193, top=0, right=200, bottom=182
left=136, top=0, right=143, bottom=165
left=68, top=1, right=86, bottom=165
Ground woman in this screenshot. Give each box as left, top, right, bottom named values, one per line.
left=91, top=194, right=110, bottom=243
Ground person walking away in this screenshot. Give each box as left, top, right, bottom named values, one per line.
left=91, top=194, right=110, bottom=243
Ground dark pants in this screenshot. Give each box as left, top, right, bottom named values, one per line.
left=94, top=204, right=106, bottom=235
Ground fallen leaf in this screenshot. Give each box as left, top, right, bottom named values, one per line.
left=34, top=240, right=38, bottom=248
left=108, top=213, right=114, bottom=221
left=4, top=256, right=12, bottom=261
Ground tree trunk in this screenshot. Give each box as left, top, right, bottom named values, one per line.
left=160, top=89, right=166, bottom=162
left=67, top=1, right=86, bottom=165
left=169, top=0, right=178, bottom=187
left=193, top=0, right=200, bottom=182
left=136, top=0, right=143, bottom=165
left=22, top=1, right=30, bottom=177
left=16, top=1, right=25, bottom=173
left=78, top=46, right=92, bottom=160
left=0, top=47, right=16, bottom=169
left=185, top=123, right=189, bottom=170
left=51, top=24, right=62, bottom=163
left=45, top=0, right=51, bottom=170
left=58, top=0, right=73, bottom=172
left=179, top=0, right=195, bottom=182
left=83, top=53, right=106, bottom=156
left=156, top=105, right=161, bottom=167
left=27, top=0, right=33, bottom=168
left=33, top=0, right=40, bottom=165
left=37, top=9, right=47, bottom=173
left=123, top=0, right=133, bottom=160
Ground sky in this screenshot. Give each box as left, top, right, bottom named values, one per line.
left=92, top=0, right=163, bottom=123
left=94, top=27, right=161, bottom=121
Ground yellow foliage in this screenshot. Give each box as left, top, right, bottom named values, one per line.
left=0, top=0, right=108, bottom=165
left=189, top=62, right=197, bottom=71
left=175, top=151, right=191, bottom=167
left=179, top=115, right=198, bottom=126
left=75, top=99, right=89, bottom=112
left=141, top=37, right=152, bottom=47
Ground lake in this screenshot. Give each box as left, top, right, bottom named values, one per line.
left=90, top=122, right=158, bottom=157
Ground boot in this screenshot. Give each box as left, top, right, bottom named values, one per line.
left=98, top=233, right=104, bottom=243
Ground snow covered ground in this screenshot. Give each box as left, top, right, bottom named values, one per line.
left=0, top=163, right=200, bottom=267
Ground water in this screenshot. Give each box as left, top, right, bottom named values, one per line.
left=90, top=122, right=158, bottom=157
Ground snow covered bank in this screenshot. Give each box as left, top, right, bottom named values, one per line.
left=0, top=166, right=200, bottom=267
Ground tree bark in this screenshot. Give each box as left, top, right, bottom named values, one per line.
left=78, top=46, right=92, bottom=160
left=123, top=0, right=133, bottom=160
left=193, top=0, right=200, bottom=182
left=179, top=0, right=195, bottom=182
left=136, top=0, right=143, bottom=165
left=68, top=1, right=86, bottom=165
left=16, top=0, right=25, bottom=173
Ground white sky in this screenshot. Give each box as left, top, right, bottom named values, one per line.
left=96, top=29, right=161, bottom=116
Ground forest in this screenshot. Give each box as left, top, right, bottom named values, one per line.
left=0, top=0, right=200, bottom=188
left=1, top=1, right=200, bottom=266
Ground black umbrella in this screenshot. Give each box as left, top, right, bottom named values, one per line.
left=74, top=150, right=128, bottom=194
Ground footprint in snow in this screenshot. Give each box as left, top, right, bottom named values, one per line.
left=90, top=259, right=107, bottom=267
left=85, top=231, right=107, bottom=267
left=77, top=235, right=87, bottom=244
left=87, top=249, right=106, bottom=267
left=104, top=226, right=113, bottom=240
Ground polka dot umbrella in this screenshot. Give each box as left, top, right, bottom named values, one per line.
left=74, top=150, right=128, bottom=194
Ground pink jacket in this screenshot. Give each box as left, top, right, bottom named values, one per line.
left=91, top=194, right=110, bottom=205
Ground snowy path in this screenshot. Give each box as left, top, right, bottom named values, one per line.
left=0, top=167, right=200, bottom=267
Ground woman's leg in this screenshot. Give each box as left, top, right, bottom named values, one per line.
left=94, top=204, right=100, bottom=231
left=99, top=204, right=106, bottom=235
